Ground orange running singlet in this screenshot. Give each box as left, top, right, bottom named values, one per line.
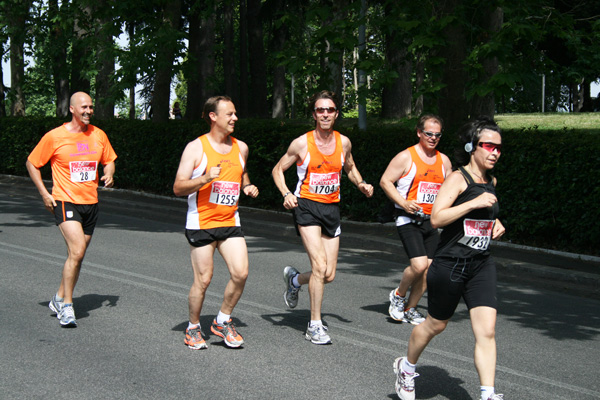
left=27, top=123, right=118, bottom=204
left=186, top=134, right=245, bottom=230
left=294, top=130, right=344, bottom=204
left=395, top=145, right=446, bottom=215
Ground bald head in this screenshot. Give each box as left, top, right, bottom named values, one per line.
left=69, top=92, right=94, bottom=127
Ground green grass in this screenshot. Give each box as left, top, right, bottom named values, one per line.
left=495, top=113, right=600, bottom=131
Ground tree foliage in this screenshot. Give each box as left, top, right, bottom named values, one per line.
left=0, top=0, right=598, bottom=122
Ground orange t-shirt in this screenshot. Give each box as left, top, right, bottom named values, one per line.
left=295, top=130, right=344, bottom=204
left=27, top=123, right=117, bottom=204
left=185, top=135, right=246, bottom=230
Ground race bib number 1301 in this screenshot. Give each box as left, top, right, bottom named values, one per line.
left=458, top=219, right=494, bottom=251
left=416, top=181, right=441, bottom=204
left=70, top=161, right=97, bottom=183
left=209, top=181, right=240, bottom=206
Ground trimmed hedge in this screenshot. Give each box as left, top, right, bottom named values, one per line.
left=1, top=117, right=598, bottom=256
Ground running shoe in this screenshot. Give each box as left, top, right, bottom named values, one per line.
left=48, top=294, right=64, bottom=318
left=58, top=303, right=77, bottom=327
left=393, top=357, right=419, bottom=400
left=487, top=394, right=504, bottom=400
left=184, top=326, right=207, bottom=350
left=305, top=323, right=332, bottom=345
left=402, top=308, right=426, bottom=325
left=283, top=266, right=301, bottom=308
left=389, top=289, right=406, bottom=321
left=210, top=319, right=244, bottom=348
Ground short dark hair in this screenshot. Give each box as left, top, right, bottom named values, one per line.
left=202, top=95, right=233, bottom=125
left=454, top=116, right=502, bottom=166
left=416, top=114, right=443, bottom=132
left=308, top=90, right=339, bottom=112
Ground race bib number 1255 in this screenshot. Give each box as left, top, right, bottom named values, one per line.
left=209, top=181, right=240, bottom=206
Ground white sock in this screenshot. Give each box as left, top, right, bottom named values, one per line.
left=216, top=311, right=230, bottom=325
left=402, top=358, right=416, bottom=374
left=54, top=293, right=64, bottom=302
left=310, top=320, right=322, bottom=327
left=481, top=386, right=494, bottom=400
left=187, top=321, right=200, bottom=330
left=292, top=275, right=301, bottom=288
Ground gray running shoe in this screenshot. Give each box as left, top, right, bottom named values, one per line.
left=48, top=295, right=64, bottom=319
left=58, top=304, right=77, bottom=327
left=389, top=289, right=406, bottom=321
left=487, top=394, right=504, bottom=400
left=305, top=323, right=331, bottom=345
left=283, top=266, right=301, bottom=308
left=402, top=308, right=426, bottom=325
left=393, top=357, right=419, bottom=400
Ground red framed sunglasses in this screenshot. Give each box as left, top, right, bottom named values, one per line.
left=478, top=142, right=502, bottom=153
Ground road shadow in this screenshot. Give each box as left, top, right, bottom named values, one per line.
left=261, top=310, right=351, bottom=333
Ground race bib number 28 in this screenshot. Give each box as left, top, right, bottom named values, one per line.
left=209, top=181, right=240, bottom=206
left=458, top=219, right=494, bottom=250
left=309, top=172, right=340, bottom=195
left=70, top=161, right=97, bottom=183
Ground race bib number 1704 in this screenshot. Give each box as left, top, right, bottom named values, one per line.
left=308, top=172, right=340, bottom=195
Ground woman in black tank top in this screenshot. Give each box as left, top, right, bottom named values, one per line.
left=393, top=117, right=507, bottom=400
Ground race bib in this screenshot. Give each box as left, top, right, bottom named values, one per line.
left=209, top=181, right=240, bottom=206
left=70, top=161, right=97, bottom=183
left=458, top=219, right=494, bottom=250
left=416, top=181, right=441, bottom=204
left=308, top=172, right=340, bottom=195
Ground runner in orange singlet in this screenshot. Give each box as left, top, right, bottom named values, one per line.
left=173, top=96, right=258, bottom=350
left=272, top=90, right=374, bottom=344
left=380, top=115, right=452, bottom=325
left=26, top=92, right=117, bottom=328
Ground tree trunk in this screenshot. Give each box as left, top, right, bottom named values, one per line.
left=239, top=0, right=249, bottom=117
left=581, top=77, right=593, bottom=112
left=437, top=0, right=468, bottom=131
left=270, top=0, right=287, bottom=119
left=152, top=0, right=183, bottom=122
left=48, top=0, right=70, bottom=117
left=186, top=2, right=216, bottom=121
left=0, top=54, right=5, bottom=117
left=413, top=57, right=425, bottom=116
left=7, top=0, right=30, bottom=116
left=128, top=22, right=136, bottom=120
left=71, top=5, right=92, bottom=94
left=469, top=6, right=502, bottom=118
left=247, top=0, right=268, bottom=117
left=94, top=0, right=115, bottom=119
left=223, top=0, right=237, bottom=103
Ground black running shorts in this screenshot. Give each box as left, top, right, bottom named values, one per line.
left=293, top=197, right=341, bottom=238
left=53, top=201, right=99, bottom=235
left=396, top=220, right=439, bottom=260
left=426, top=255, right=497, bottom=321
left=185, top=227, right=244, bottom=247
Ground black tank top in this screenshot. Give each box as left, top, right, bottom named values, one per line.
left=435, top=167, right=500, bottom=259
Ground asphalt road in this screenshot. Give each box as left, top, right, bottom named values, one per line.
left=1, top=177, right=599, bottom=399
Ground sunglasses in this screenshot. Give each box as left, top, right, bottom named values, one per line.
left=422, top=130, right=442, bottom=139
left=314, top=107, right=337, bottom=114
left=478, top=142, right=502, bottom=153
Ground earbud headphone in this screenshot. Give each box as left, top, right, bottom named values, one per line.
left=464, top=142, right=473, bottom=153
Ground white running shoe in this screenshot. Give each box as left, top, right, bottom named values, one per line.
left=283, top=266, right=301, bottom=308
left=389, top=289, right=406, bottom=321
left=305, top=323, right=332, bottom=345
left=393, top=357, right=419, bottom=400
left=402, top=308, right=426, bottom=325
left=58, top=304, right=77, bottom=327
